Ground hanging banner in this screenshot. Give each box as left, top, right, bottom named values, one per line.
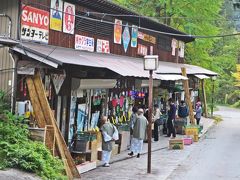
left=122, top=23, right=130, bottom=53
left=131, top=25, right=138, bottom=47
left=137, top=44, right=148, bottom=56
left=50, top=0, right=63, bottom=31
left=97, top=39, right=110, bottom=53
left=138, top=31, right=156, bottom=44
left=21, top=5, right=49, bottom=43
left=51, top=72, right=66, bottom=94
left=150, top=46, right=153, bottom=55
left=114, top=19, right=122, bottom=44
left=179, top=41, right=185, bottom=58
left=171, top=38, right=177, bottom=56
left=63, top=2, right=75, bottom=34
left=75, top=34, right=94, bottom=52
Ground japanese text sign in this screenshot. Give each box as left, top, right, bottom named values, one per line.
left=21, top=5, right=49, bottom=43
left=137, top=44, right=148, bottom=56
left=75, top=34, right=94, bottom=52
left=138, top=31, right=156, bottom=44
left=97, top=39, right=110, bottom=53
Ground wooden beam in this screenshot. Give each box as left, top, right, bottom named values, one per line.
left=181, top=67, right=195, bottom=124
left=201, top=79, right=208, bottom=118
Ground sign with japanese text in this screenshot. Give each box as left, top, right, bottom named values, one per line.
left=63, top=2, right=75, bottom=34
left=97, top=39, right=110, bottom=53
left=138, top=31, right=156, bottom=44
left=50, top=0, right=63, bottom=31
left=21, top=5, right=49, bottom=43
left=179, top=41, right=185, bottom=58
left=137, top=44, right=148, bottom=56
left=171, top=38, right=177, bottom=56
left=122, top=23, right=130, bottom=53
left=75, top=34, right=94, bottom=52
left=114, top=19, right=122, bottom=44
left=131, top=25, right=138, bottom=47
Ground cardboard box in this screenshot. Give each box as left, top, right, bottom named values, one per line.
left=169, top=139, right=184, bottom=150
left=185, top=126, right=199, bottom=136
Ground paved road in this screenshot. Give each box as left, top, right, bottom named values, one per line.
left=168, top=107, right=240, bottom=180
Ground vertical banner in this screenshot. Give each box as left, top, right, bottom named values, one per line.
left=179, top=41, right=185, bottom=58
left=131, top=25, right=138, bottom=47
left=122, top=23, right=130, bottom=53
left=150, top=46, right=153, bottom=55
left=114, top=19, right=122, bottom=44
left=63, top=2, right=75, bottom=34
left=50, top=0, right=63, bottom=31
left=137, top=44, right=148, bottom=56
left=97, top=39, right=110, bottom=53
left=171, top=38, right=177, bottom=56
left=21, top=5, right=49, bottom=43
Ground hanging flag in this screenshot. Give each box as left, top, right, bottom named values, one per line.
left=63, top=2, right=75, bottom=34
left=50, top=0, right=63, bottom=31
left=114, top=19, right=122, bottom=44
left=131, top=25, right=138, bottom=47
left=171, top=39, right=177, bottom=56
left=122, top=23, right=130, bottom=53
left=179, top=41, right=185, bottom=58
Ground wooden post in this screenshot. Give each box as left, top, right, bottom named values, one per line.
left=201, top=79, right=208, bottom=118
left=181, top=68, right=195, bottom=124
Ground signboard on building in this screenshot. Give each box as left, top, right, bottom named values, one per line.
left=63, top=2, right=75, bottom=34
left=97, top=39, right=110, bottom=53
left=171, top=39, right=177, bottom=56
left=50, top=0, right=63, bottom=31
left=75, top=34, right=94, bottom=52
left=150, top=46, right=153, bottom=55
left=21, top=5, right=49, bottom=43
left=131, top=25, right=138, bottom=47
left=122, top=23, right=130, bottom=53
left=114, top=19, right=122, bottom=44
left=179, top=41, right=185, bottom=58
left=138, top=31, right=156, bottom=44
left=137, top=44, right=148, bottom=56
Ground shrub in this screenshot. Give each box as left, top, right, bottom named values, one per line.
left=0, top=111, right=66, bottom=179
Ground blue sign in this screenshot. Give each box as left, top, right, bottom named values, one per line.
left=122, top=23, right=130, bottom=53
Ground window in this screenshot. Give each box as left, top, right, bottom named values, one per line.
left=157, top=34, right=172, bottom=51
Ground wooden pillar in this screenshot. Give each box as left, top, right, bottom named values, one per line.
left=181, top=67, right=195, bottom=124
left=201, top=79, right=208, bottom=118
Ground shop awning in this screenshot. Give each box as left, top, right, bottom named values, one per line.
left=156, top=61, right=218, bottom=76
left=11, top=42, right=188, bottom=81
left=0, top=37, right=19, bottom=47
left=194, top=75, right=210, bottom=79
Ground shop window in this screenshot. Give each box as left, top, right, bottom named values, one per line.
left=75, top=11, right=113, bottom=37
left=157, top=34, right=172, bottom=51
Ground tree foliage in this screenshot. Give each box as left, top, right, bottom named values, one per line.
left=114, top=0, right=239, bottom=104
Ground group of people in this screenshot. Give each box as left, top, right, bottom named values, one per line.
left=100, top=99, right=202, bottom=167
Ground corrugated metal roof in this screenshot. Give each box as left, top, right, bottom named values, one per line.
left=12, top=42, right=217, bottom=79
left=194, top=75, right=210, bottom=79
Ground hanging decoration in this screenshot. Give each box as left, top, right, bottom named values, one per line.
left=122, top=23, right=130, bottom=53
left=63, top=2, right=75, bottom=34
left=171, top=39, right=177, bottom=56
left=179, top=41, right=185, bottom=58
left=131, top=25, right=138, bottom=47
left=114, top=19, right=122, bottom=44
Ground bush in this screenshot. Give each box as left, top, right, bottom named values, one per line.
left=0, top=111, right=67, bottom=179
left=226, top=90, right=240, bottom=105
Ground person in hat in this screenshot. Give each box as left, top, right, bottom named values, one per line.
left=166, top=98, right=176, bottom=138
left=195, top=101, right=202, bottom=125
left=128, top=108, right=148, bottom=158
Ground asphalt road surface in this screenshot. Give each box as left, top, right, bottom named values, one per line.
left=168, top=107, right=240, bottom=180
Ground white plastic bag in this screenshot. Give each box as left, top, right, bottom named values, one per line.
left=112, top=125, right=119, bottom=141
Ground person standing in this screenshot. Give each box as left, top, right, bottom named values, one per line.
left=101, top=116, right=115, bottom=167
left=178, top=100, right=189, bottom=124
left=128, top=108, right=148, bottom=158
left=195, top=102, right=202, bottom=125
left=167, top=98, right=176, bottom=138
left=153, top=104, right=162, bottom=141
left=130, top=106, right=138, bottom=135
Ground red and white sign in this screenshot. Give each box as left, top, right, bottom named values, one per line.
left=75, top=35, right=94, bottom=52
left=63, top=2, right=75, bottom=34
left=137, top=44, right=148, bottom=56
left=97, top=39, right=110, bottom=53
left=21, top=5, right=49, bottom=43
